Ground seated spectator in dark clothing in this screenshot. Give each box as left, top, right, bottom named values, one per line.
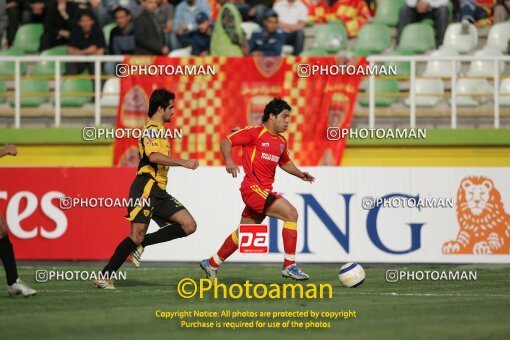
left=5, top=1, right=20, bottom=47
left=22, top=0, right=50, bottom=24
left=39, top=0, right=80, bottom=52
left=493, top=0, right=510, bottom=23
left=172, top=0, right=211, bottom=49
left=459, top=0, right=510, bottom=25
left=236, top=2, right=268, bottom=26
left=191, top=11, right=212, bottom=56
left=156, top=0, right=175, bottom=49
left=397, top=0, right=449, bottom=47
left=248, top=10, right=284, bottom=57
left=109, top=6, right=135, bottom=55
left=104, top=6, right=135, bottom=74
left=90, top=0, right=141, bottom=27
left=273, top=0, right=307, bottom=56
left=135, top=0, right=169, bottom=55
left=66, top=10, right=105, bottom=75
left=3, top=0, right=49, bottom=47
left=0, top=1, right=7, bottom=43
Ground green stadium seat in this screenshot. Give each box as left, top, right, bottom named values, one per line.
left=352, top=24, right=391, bottom=56
left=10, top=79, right=50, bottom=107
left=0, top=47, right=27, bottom=73
left=421, top=19, right=435, bottom=27
left=384, top=50, right=413, bottom=77
left=0, top=80, right=6, bottom=103
left=60, top=78, right=93, bottom=107
left=103, top=23, right=116, bottom=47
left=34, top=45, right=68, bottom=76
left=359, top=79, right=400, bottom=107
left=397, top=23, right=435, bottom=53
left=0, top=47, right=27, bottom=76
left=312, top=21, right=348, bottom=53
left=372, top=0, right=406, bottom=26
left=12, top=23, right=43, bottom=53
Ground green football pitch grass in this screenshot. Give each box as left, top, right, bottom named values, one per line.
left=1, top=263, right=509, bottom=339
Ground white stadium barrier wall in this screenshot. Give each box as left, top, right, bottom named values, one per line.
left=140, top=167, right=510, bottom=263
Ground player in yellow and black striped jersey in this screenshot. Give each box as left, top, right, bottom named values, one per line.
left=95, top=89, right=200, bottom=289
left=0, top=145, right=37, bottom=297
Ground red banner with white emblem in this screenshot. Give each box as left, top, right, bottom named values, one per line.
left=113, top=56, right=366, bottom=167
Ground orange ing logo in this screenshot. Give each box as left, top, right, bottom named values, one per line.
left=443, top=176, right=510, bottom=255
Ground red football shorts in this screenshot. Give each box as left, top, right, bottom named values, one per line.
left=240, top=185, right=282, bottom=220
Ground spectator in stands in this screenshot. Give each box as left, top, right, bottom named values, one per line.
left=397, top=0, right=449, bottom=47
left=0, top=1, right=7, bottom=48
left=104, top=6, right=134, bottom=74
left=66, top=10, right=105, bottom=75
left=5, top=1, right=20, bottom=47
left=135, top=0, right=169, bottom=55
left=210, top=0, right=247, bottom=56
left=39, top=0, right=80, bottom=52
left=494, top=0, right=510, bottom=23
left=458, top=1, right=496, bottom=30
left=190, top=11, right=212, bottom=55
left=93, top=0, right=141, bottom=27
left=273, top=0, right=307, bottom=56
left=22, top=1, right=50, bottom=24
left=248, top=9, right=284, bottom=56
left=89, top=0, right=111, bottom=27
left=155, top=0, right=175, bottom=50
left=236, top=2, right=268, bottom=26
left=109, top=6, right=135, bottom=54
left=172, top=0, right=211, bottom=49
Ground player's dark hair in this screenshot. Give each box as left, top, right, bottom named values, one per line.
left=262, top=98, right=291, bottom=122
left=148, top=89, right=176, bottom=117
left=113, top=6, right=131, bottom=17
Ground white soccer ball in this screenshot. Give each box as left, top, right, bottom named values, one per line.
left=338, top=263, right=365, bottom=288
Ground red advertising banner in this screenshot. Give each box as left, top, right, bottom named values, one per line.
left=0, top=168, right=133, bottom=260
left=113, top=56, right=366, bottom=167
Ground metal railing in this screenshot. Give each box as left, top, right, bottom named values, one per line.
left=366, top=55, right=510, bottom=129
left=1, top=55, right=509, bottom=129
left=0, top=55, right=124, bottom=128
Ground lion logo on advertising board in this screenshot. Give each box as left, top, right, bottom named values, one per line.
left=443, top=176, right=510, bottom=255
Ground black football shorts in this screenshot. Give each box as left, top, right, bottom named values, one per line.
left=125, top=174, right=185, bottom=225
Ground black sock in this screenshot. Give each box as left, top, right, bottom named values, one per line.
left=0, top=235, right=19, bottom=286
left=102, top=237, right=137, bottom=278
left=142, top=223, right=187, bottom=247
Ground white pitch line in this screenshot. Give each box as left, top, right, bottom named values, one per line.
left=333, top=292, right=510, bottom=297
left=36, top=290, right=510, bottom=298
left=41, top=289, right=121, bottom=293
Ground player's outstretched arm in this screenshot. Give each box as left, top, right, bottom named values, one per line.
left=0, top=144, right=17, bottom=158
left=149, top=152, right=199, bottom=170
left=280, top=162, right=315, bottom=183
left=221, top=138, right=240, bottom=178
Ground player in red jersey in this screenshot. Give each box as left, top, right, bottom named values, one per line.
left=201, top=98, right=315, bottom=280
